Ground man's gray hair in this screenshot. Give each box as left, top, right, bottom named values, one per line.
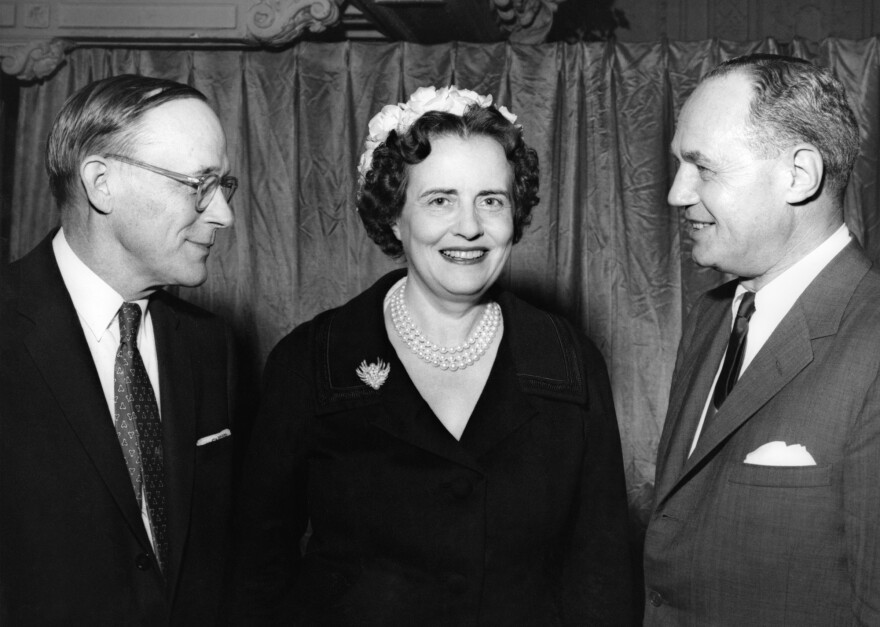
left=704, top=54, right=859, bottom=202
left=46, top=74, right=206, bottom=209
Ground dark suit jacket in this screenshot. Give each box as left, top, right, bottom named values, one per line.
left=235, top=270, right=633, bottom=626
left=0, top=233, right=236, bottom=626
left=644, top=241, right=880, bottom=625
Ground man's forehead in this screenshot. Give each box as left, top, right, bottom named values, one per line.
left=686, top=73, right=753, bottom=116
left=139, top=97, right=216, bottom=128
left=137, top=100, right=223, bottom=143
left=134, top=99, right=228, bottom=169
left=673, top=76, right=752, bottom=142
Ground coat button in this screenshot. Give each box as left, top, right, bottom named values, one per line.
left=135, top=553, right=153, bottom=571
left=649, top=590, right=664, bottom=607
left=448, top=478, right=473, bottom=499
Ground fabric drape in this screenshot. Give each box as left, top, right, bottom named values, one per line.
left=7, top=38, right=880, bottom=528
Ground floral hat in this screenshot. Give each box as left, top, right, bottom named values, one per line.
left=357, top=85, right=518, bottom=180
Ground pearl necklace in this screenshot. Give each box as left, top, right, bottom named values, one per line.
left=390, top=279, right=501, bottom=371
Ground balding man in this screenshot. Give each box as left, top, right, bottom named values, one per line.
left=1, top=74, right=237, bottom=625
left=645, top=54, right=878, bottom=625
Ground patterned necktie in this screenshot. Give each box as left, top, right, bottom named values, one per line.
left=713, top=291, right=757, bottom=409
left=114, top=302, right=169, bottom=575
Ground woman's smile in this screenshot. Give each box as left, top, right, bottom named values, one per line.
left=440, top=248, right=488, bottom=263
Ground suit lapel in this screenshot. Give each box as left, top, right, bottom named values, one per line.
left=314, top=270, right=483, bottom=473
left=374, top=360, right=484, bottom=472
left=662, top=241, right=871, bottom=502
left=373, top=287, right=568, bottom=466
left=461, top=291, right=587, bottom=460
left=377, top=333, right=545, bottom=468
left=682, top=304, right=813, bottom=477
left=17, top=239, right=152, bottom=551
left=458, top=333, right=540, bottom=460
left=653, top=295, right=730, bottom=504
left=151, top=295, right=196, bottom=593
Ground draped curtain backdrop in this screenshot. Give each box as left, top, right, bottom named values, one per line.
left=7, top=38, right=880, bottom=530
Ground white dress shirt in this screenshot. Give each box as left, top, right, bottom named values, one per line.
left=52, top=229, right=161, bottom=546
left=689, top=224, right=852, bottom=455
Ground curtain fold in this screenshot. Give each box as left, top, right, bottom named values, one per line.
left=8, top=38, right=880, bottom=527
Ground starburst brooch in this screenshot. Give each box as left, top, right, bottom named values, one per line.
left=356, top=359, right=390, bottom=390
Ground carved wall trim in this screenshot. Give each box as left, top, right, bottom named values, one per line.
left=492, top=0, right=566, bottom=44
left=246, top=0, right=341, bottom=46
left=1, top=1, right=876, bottom=78
left=0, top=38, right=74, bottom=81
left=0, top=0, right=345, bottom=78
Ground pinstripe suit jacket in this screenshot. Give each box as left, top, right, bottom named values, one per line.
left=644, top=241, right=880, bottom=626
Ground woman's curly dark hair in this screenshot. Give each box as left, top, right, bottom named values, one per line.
left=356, top=105, right=540, bottom=259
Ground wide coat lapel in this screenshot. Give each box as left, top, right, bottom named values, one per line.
left=151, top=293, right=196, bottom=593
left=652, top=287, right=732, bottom=505
left=313, top=270, right=482, bottom=473
left=682, top=306, right=813, bottom=475
left=461, top=292, right=581, bottom=460
left=668, top=242, right=870, bottom=499
left=457, top=332, right=541, bottom=460
left=15, top=237, right=153, bottom=552
left=313, top=273, right=563, bottom=471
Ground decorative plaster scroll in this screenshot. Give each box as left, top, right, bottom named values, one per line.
left=492, top=0, right=566, bottom=44
left=247, top=0, right=341, bottom=46
left=0, top=38, right=74, bottom=81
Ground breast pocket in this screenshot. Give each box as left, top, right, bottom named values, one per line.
left=194, top=435, right=234, bottom=489
left=193, top=435, right=234, bottom=518
left=727, top=462, right=832, bottom=488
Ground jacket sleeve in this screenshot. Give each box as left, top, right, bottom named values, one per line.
left=233, top=327, right=312, bottom=626
left=561, top=333, right=635, bottom=626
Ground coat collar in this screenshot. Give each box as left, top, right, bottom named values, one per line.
left=653, top=280, right=734, bottom=503
left=656, top=241, right=872, bottom=507
left=12, top=233, right=157, bottom=558
left=311, top=270, right=588, bottom=467
left=150, top=291, right=194, bottom=594
left=10, top=232, right=195, bottom=590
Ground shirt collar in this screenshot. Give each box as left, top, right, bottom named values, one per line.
left=735, top=223, right=852, bottom=312
left=52, top=229, right=148, bottom=343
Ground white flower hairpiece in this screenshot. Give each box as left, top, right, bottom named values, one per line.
left=357, top=85, right=518, bottom=180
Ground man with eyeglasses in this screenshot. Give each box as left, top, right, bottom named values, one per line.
left=0, top=74, right=237, bottom=624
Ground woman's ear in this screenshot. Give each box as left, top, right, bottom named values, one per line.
left=784, top=144, right=823, bottom=205
left=80, top=156, right=113, bottom=214
left=391, top=222, right=401, bottom=241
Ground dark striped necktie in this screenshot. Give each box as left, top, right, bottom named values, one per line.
left=713, top=291, right=757, bottom=410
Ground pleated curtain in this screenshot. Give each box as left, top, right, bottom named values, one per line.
left=8, top=38, right=880, bottom=526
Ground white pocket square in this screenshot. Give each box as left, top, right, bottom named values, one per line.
left=196, top=429, right=231, bottom=446
left=743, top=441, right=816, bottom=466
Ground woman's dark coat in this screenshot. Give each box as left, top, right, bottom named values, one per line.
left=236, top=270, right=633, bottom=625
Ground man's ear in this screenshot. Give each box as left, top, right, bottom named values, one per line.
left=784, top=144, right=823, bottom=205
left=80, top=156, right=113, bottom=214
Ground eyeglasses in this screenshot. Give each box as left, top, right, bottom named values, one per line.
left=106, top=153, right=238, bottom=212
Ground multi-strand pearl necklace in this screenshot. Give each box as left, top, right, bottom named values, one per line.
left=390, top=279, right=501, bottom=371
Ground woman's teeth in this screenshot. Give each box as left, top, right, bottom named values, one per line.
left=442, top=250, right=486, bottom=260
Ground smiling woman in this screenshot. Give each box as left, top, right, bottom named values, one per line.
left=235, top=86, right=634, bottom=625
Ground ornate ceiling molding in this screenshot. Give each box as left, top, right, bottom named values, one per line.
left=0, top=0, right=345, bottom=79
left=492, top=0, right=567, bottom=44
left=0, top=39, right=74, bottom=81
left=247, top=0, right=341, bottom=46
